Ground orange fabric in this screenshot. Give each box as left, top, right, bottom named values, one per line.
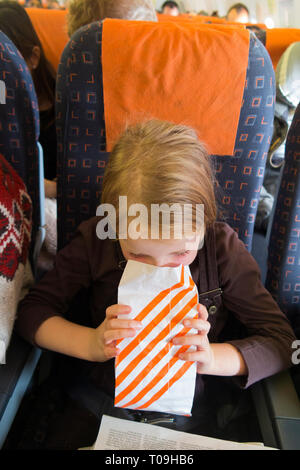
left=248, top=23, right=266, bottom=29
left=198, top=16, right=227, bottom=24
left=102, top=19, right=250, bottom=155
left=27, top=8, right=69, bottom=71
left=157, top=13, right=227, bottom=24
left=266, top=28, right=300, bottom=69
left=226, top=22, right=266, bottom=29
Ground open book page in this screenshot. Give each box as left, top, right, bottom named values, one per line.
left=93, top=415, right=276, bottom=450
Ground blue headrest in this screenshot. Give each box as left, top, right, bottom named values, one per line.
left=0, top=31, right=40, bottom=238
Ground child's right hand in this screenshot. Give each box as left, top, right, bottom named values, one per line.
left=90, top=304, right=143, bottom=362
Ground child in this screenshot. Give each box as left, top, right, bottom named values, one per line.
left=16, top=120, right=296, bottom=448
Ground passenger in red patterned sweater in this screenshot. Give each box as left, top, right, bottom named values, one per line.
left=0, top=153, right=33, bottom=363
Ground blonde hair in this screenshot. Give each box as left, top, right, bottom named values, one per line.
left=101, top=120, right=217, bottom=238
left=67, top=0, right=157, bottom=37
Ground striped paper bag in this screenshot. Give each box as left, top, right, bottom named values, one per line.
left=115, top=260, right=198, bottom=416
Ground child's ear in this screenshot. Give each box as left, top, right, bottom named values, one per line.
left=27, top=45, right=41, bottom=71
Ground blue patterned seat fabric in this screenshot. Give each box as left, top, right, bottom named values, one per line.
left=266, top=102, right=300, bottom=337
left=56, top=22, right=107, bottom=250
left=56, top=22, right=275, bottom=252
left=214, top=33, right=275, bottom=251
left=0, top=32, right=40, bottom=243
left=0, top=32, right=42, bottom=445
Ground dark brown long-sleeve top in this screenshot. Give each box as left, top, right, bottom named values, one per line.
left=16, top=217, right=296, bottom=401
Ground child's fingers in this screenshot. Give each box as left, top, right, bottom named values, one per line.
left=106, top=304, right=132, bottom=319
left=102, top=305, right=143, bottom=349
left=104, top=343, right=120, bottom=359
left=181, top=315, right=210, bottom=336
left=178, top=350, right=201, bottom=362
left=182, top=318, right=210, bottom=335
left=197, top=303, right=209, bottom=321
left=178, top=349, right=208, bottom=363
left=104, top=326, right=141, bottom=345
left=172, top=333, right=209, bottom=348
left=107, top=317, right=143, bottom=331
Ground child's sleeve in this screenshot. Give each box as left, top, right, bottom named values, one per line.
left=215, top=222, right=297, bottom=388
left=15, top=219, right=96, bottom=346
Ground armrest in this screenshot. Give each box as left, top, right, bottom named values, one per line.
left=33, top=142, right=46, bottom=276
left=252, top=370, right=300, bottom=450
left=0, top=334, right=41, bottom=448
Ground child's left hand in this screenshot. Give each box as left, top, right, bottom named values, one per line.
left=171, top=303, right=215, bottom=375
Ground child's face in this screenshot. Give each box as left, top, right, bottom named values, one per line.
left=119, top=234, right=202, bottom=268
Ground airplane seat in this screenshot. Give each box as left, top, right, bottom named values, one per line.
left=271, top=41, right=300, bottom=169
left=156, top=12, right=228, bottom=24
left=215, top=30, right=275, bottom=252
left=56, top=21, right=108, bottom=251
left=0, top=32, right=41, bottom=249
left=265, top=28, right=300, bottom=70
left=266, top=102, right=300, bottom=338
left=26, top=7, right=69, bottom=72
left=56, top=21, right=274, bottom=255
left=255, top=41, right=300, bottom=238
left=0, top=31, right=43, bottom=448
left=252, top=102, right=300, bottom=450
left=54, top=19, right=300, bottom=448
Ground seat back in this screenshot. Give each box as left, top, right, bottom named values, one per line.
left=266, top=28, right=300, bottom=70
left=156, top=13, right=228, bottom=24
left=27, top=7, right=69, bottom=72
left=0, top=34, right=42, bottom=446
left=265, top=102, right=300, bottom=336
left=56, top=21, right=275, bottom=251
left=0, top=31, right=40, bottom=250
left=56, top=22, right=108, bottom=250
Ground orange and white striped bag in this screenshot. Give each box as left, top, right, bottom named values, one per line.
left=115, top=260, right=198, bottom=416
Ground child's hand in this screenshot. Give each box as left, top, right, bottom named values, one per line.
left=171, top=303, right=215, bottom=374
left=91, top=304, right=143, bottom=362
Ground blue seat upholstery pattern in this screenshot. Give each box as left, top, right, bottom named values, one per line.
left=56, top=22, right=107, bottom=250
left=0, top=32, right=40, bottom=242
left=266, top=102, right=300, bottom=336
left=215, top=34, right=275, bottom=251
left=56, top=22, right=275, bottom=252
left=0, top=32, right=41, bottom=448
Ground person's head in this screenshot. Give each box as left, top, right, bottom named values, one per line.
left=226, top=3, right=249, bottom=23
left=246, top=26, right=266, bottom=46
left=67, top=0, right=157, bottom=37
left=0, top=1, right=55, bottom=106
left=100, top=120, right=217, bottom=267
left=161, top=1, right=179, bottom=16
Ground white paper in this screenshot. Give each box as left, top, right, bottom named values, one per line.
left=93, top=415, right=276, bottom=450
left=115, top=260, right=198, bottom=416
